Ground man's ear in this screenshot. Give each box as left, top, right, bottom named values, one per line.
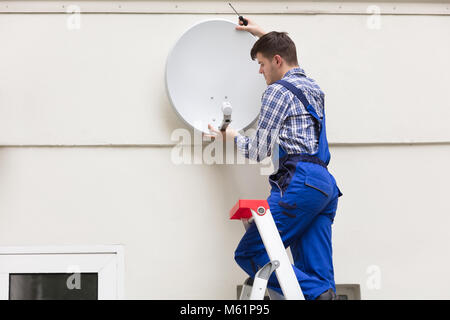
left=273, top=54, right=283, bottom=66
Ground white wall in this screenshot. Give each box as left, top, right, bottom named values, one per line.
left=0, top=1, right=449, bottom=299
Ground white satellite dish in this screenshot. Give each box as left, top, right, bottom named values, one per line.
left=165, top=19, right=266, bottom=133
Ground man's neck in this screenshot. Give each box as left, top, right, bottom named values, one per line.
left=280, top=65, right=299, bottom=79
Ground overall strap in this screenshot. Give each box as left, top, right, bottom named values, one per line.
left=275, top=80, right=321, bottom=122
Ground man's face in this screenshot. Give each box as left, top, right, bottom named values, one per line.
left=256, top=52, right=281, bottom=85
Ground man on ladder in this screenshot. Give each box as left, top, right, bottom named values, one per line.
left=206, top=17, right=343, bottom=300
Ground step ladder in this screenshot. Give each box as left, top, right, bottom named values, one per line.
left=230, top=199, right=304, bottom=300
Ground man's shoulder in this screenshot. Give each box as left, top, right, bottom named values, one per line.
left=263, top=77, right=310, bottom=98
left=263, top=82, right=290, bottom=99
left=277, top=76, right=324, bottom=98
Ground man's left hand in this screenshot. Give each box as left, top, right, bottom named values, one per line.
left=203, top=124, right=239, bottom=142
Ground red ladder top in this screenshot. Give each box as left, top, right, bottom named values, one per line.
left=229, top=199, right=269, bottom=220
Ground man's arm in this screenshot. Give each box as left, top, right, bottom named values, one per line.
left=235, top=17, right=266, bottom=38
left=235, top=85, right=290, bottom=162
left=205, top=86, right=289, bottom=162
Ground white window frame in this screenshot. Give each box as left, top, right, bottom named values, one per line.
left=0, top=245, right=124, bottom=300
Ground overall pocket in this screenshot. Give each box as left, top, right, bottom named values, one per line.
left=278, top=172, right=333, bottom=216
left=304, top=175, right=332, bottom=197
left=268, top=160, right=294, bottom=195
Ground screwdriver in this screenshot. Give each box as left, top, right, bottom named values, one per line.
left=228, top=3, right=248, bottom=26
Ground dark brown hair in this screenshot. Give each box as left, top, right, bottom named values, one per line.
left=250, top=31, right=298, bottom=66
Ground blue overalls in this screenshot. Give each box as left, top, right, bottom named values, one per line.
left=234, top=79, right=343, bottom=300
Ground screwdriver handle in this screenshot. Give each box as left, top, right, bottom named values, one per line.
left=239, top=16, right=248, bottom=26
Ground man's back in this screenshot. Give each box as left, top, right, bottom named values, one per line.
left=260, top=66, right=325, bottom=157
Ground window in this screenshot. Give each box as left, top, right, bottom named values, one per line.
left=0, top=246, right=124, bottom=300
left=9, top=273, right=98, bottom=300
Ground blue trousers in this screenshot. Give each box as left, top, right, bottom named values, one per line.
left=234, top=162, right=340, bottom=300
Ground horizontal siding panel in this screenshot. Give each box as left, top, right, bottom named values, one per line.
left=0, top=145, right=449, bottom=298
left=0, top=13, right=449, bottom=145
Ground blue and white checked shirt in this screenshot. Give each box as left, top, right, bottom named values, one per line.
left=235, top=67, right=325, bottom=162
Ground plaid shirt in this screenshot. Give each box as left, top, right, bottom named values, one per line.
left=235, top=67, right=324, bottom=162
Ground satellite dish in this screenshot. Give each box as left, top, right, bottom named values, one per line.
left=165, top=19, right=266, bottom=133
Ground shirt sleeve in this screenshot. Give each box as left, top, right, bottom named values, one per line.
left=235, top=84, right=290, bottom=162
